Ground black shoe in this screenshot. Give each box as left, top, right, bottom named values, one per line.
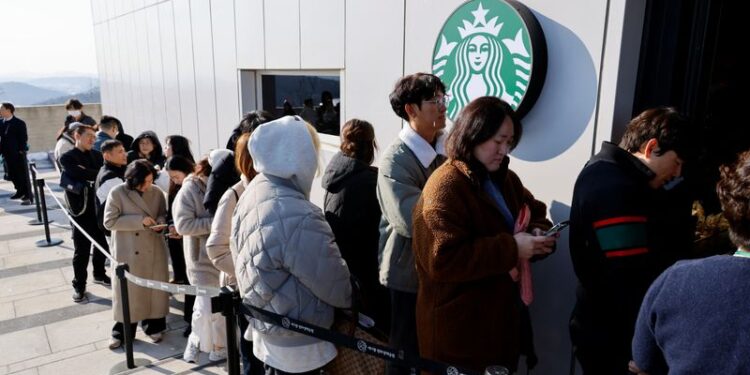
left=93, top=275, right=112, bottom=286
left=183, top=325, right=192, bottom=338
left=72, top=289, right=88, bottom=303
left=9, top=192, right=23, bottom=200
left=20, top=198, right=33, bottom=206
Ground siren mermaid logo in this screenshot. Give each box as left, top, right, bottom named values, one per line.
left=433, top=0, right=547, bottom=119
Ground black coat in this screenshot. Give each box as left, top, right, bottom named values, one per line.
left=203, top=152, right=239, bottom=215
left=322, top=152, right=387, bottom=327
left=0, top=116, right=28, bottom=157
left=59, top=147, right=103, bottom=217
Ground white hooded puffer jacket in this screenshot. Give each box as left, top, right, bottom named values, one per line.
left=232, top=116, right=352, bottom=347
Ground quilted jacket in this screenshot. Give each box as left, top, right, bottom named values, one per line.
left=232, top=116, right=352, bottom=346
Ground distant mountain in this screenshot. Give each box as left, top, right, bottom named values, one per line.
left=0, top=82, right=67, bottom=106
left=35, top=87, right=101, bottom=105
left=26, top=76, right=99, bottom=95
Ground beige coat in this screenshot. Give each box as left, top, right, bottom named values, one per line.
left=103, top=184, right=170, bottom=323
left=206, top=178, right=248, bottom=287
left=173, top=174, right=220, bottom=288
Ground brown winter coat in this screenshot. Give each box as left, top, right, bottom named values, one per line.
left=104, top=184, right=170, bottom=323
left=412, top=158, right=551, bottom=372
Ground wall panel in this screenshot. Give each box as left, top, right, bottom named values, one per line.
left=211, top=0, right=241, bottom=145
left=173, top=0, right=200, bottom=149
left=146, top=5, right=168, bottom=138
left=235, top=0, right=265, bottom=69
left=134, top=9, right=155, bottom=134
left=158, top=1, right=183, bottom=136
left=263, top=0, right=300, bottom=69
left=300, top=0, right=344, bottom=69
left=190, top=0, right=219, bottom=154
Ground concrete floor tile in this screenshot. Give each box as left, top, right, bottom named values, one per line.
left=13, top=290, right=81, bottom=318
left=0, top=326, right=51, bottom=366
left=0, top=242, right=9, bottom=255
left=8, top=369, right=38, bottom=375
left=36, top=347, right=125, bottom=375
left=0, top=302, right=15, bottom=321
left=0, top=269, right=65, bottom=299
left=6, top=344, right=94, bottom=374
left=44, top=310, right=113, bottom=353
left=1, top=249, right=70, bottom=269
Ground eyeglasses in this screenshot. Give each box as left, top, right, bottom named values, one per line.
left=424, top=95, right=450, bottom=107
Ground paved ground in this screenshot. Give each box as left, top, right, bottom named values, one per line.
left=0, top=167, right=229, bottom=375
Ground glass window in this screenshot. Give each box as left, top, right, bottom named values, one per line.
left=260, top=74, right=341, bottom=136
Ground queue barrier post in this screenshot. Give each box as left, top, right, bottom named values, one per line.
left=34, top=179, right=63, bottom=247
left=27, top=162, right=44, bottom=225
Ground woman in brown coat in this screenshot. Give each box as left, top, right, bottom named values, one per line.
left=104, top=160, right=170, bottom=349
left=412, top=97, right=556, bottom=372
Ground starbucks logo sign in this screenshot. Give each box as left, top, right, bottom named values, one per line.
left=432, top=0, right=547, bottom=118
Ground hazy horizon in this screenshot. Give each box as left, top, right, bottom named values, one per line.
left=0, top=0, right=98, bottom=80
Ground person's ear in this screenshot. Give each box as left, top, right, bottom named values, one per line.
left=643, top=138, right=659, bottom=158
left=404, top=103, right=419, bottom=119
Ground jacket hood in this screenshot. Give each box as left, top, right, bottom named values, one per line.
left=321, top=151, right=370, bottom=191
left=248, top=115, right=317, bottom=198
left=209, top=149, right=232, bottom=168
left=131, top=131, right=164, bottom=158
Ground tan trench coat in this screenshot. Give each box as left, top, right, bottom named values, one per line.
left=104, top=184, right=170, bottom=323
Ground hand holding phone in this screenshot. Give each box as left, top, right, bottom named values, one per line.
left=149, top=223, right=168, bottom=231
left=544, top=220, right=570, bottom=236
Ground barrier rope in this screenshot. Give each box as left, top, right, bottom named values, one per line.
left=42, top=181, right=117, bottom=264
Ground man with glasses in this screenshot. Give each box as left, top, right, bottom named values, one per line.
left=378, top=72, right=448, bottom=375
left=60, top=125, right=111, bottom=303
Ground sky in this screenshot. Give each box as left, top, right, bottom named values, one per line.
left=0, top=0, right=98, bottom=80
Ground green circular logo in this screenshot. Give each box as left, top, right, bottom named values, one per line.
left=432, top=0, right=547, bottom=119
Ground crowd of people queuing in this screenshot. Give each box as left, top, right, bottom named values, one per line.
left=12, top=70, right=742, bottom=375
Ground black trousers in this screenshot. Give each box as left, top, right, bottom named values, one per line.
left=239, top=313, right=265, bottom=375
left=168, top=237, right=188, bottom=283
left=71, top=210, right=109, bottom=291
left=386, top=289, right=418, bottom=375
left=112, top=318, right=167, bottom=340
left=4, top=154, right=31, bottom=199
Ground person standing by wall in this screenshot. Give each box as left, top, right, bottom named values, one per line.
left=103, top=160, right=170, bottom=349
left=569, top=107, right=694, bottom=374
left=94, top=116, right=119, bottom=152
left=322, top=118, right=390, bottom=332
left=378, top=73, right=448, bottom=375
left=0, top=102, right=32, bottom=205
left=57, top=99, right=96, bottom=140
left=60, top=125, right=111, bottom=303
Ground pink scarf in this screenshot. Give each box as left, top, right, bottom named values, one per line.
left=509, top=205, right=534, bottom=306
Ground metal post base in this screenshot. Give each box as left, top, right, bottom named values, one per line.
left=35, top=238, right=63, bottom=247
left=28, top=219, right=44, bottom=225
left=109, top=358, right=152, bottom=374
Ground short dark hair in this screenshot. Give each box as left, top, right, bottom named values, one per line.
left=99, top=115, right=121, bottom=132
left=65, top=99, right=83, bottom=110
left=389, top=73, right=446, bottom=121
left=340, top=119, right=377, bottom=165
left=101, top=139, right=124, bottom=153
left=619, top=107, right=693, bottom=160
left=125, top=160, right=157, bottom=191
left=73, top=124, right=95, bottom=135
left=446, top=96, right=521, bottom=168
left=1, top=102, right=15, bottom=113
left=238, top=110, right=274, bottom=135
left=717, top=150, right=750, bottom=250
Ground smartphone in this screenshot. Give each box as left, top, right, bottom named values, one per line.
left=544, top=220, right=570, bottom=236
left=149, top=224, right=168, bottom=230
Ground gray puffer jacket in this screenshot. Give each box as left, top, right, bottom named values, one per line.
left=232, top=116, right=351, bottom=346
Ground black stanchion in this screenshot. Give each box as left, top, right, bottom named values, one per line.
left=27, top=162, right=45, bottom=226
left=109, top=265, right=151, bottom=374
left=34, top=179, right=63, bottom=247
left=117, top=264, right=136, bottom=370
left=216, top=287, right=241, bottom=375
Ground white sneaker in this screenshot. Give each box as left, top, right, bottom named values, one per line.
left=148, top=332, right=163, bottom=343
left=183, top=341, right=200, bottom=363
left=208, top=348, right=227, bottom=361
left=108, top=337, right=122, bottom=350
